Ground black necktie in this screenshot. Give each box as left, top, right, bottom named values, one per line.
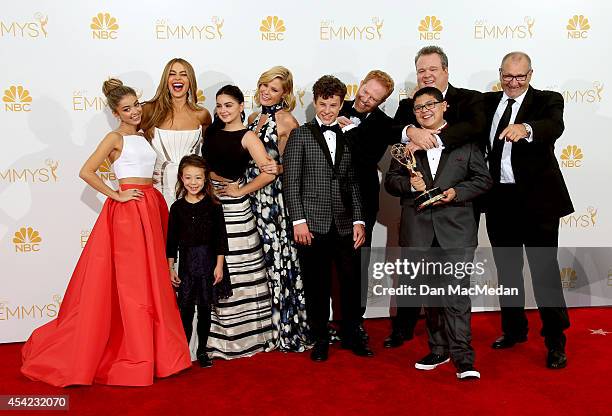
left=489, top=98, right=515, bottom=183
left=320, top=124, right=340, bottom=134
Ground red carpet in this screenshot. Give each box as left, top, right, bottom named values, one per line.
left=0, top=308, right=610, bottom=415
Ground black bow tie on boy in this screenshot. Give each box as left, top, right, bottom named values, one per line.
left=319, top=124, right=341, bottom=134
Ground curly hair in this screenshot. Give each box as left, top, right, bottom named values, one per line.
left=312, top=75, right=346, bottom=101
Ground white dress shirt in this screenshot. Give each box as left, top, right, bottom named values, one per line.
left=292, top=116, right=365, bottom=227
left=410, top=122, right=446, bottom=191
left=488, top=90, right=533, bottom=184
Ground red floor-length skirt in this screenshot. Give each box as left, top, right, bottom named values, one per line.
left=21, top=184, right=191, bottom=387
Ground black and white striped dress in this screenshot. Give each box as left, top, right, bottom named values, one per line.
left=203, top=128, right=273, bottom=359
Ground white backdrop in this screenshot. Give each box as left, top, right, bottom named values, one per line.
left=2, top=0, right=611, bottom=342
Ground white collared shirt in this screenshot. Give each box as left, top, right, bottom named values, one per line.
left=489, top=89, right=533, bottom=184
left=315, top=115, right=339, bottom=162
left=410, top=122, right=446, bottom=191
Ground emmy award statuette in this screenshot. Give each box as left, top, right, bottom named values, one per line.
left=390, top=143, right=444, bottom=210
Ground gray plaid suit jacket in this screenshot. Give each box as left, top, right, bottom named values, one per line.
left=282, top=119, right=363, bottom=236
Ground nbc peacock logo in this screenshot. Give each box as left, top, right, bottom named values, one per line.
left=567, top=15, right=590, bottom=39
left=345, top=84, right=359, bottom=101
left=260, top=16, right=285, bottom=41
left=13, top=226, right=42, bottom=253
left=3, top=85, right=32, bottom=112
left=560, top=267, right=577, bottom=289
left=560, top=145, right=583, bottom=168
left=91, top=12, right=119, bottom=40
left=97, top=158, right=116, bottom=181
left=418, top=16, right=442, bottom=40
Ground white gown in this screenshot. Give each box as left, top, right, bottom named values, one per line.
left=151, top=127, right=203, bottom=360
left=151, top=127, right=203, bottom=207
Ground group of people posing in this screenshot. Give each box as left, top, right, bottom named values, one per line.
left=20, top=45, right=573, bottom=386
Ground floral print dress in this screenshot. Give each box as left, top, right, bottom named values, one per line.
left=246, top=104, right=311, bottom=352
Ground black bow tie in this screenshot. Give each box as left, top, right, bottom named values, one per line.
left=320, top=124, right=340, bottom=134
left=348, top=106, right=367, bottom=120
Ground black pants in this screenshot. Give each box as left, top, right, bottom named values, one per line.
left=424, top=240, right=475, bottom=369
left=486, top=184, right=570, bottom=350
left=299, top=225, right=359, bottom=343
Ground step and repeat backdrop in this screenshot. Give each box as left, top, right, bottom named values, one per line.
left=1, top=1, right=611, bottom=342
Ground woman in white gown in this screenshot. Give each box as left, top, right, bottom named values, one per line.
left=141, top=58, right=212, bottom=358
left=141, top=58, right=212, bottom=207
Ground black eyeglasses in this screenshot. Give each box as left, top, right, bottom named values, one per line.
left=413, top=101, right=441, bottom=113
left=500, top=69, right=532, bottom=82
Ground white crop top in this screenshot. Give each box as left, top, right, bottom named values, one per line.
left=113, top=135, right=157, bottom=179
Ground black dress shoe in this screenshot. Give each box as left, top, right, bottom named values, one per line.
left=491, top=334, right=527, bottom=349
left=342, top=338, right=374, bottom=357
left=198, top=355, right=213, bottom=368
left=310, top=342, right=329, bottom=362
left=547, top=350, right=567, bottom=369
left=383, top=331, right=408, bottom=348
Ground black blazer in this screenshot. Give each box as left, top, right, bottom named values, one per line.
left=282, top=119, right=363, bottom=236
left=482, top=86, right=574, bottom=218
left=385, top=142, right=492, bottom=248
left=393, top=83, right=486, bottom=149
left=341, top=100, right=396, bottom=219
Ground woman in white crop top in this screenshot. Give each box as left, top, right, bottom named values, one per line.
left=21, top=79, right=191, bottom=387
left=141, top=58, right=212, bottom=208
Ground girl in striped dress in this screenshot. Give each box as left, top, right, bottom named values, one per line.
left=201, top=85, right=278, bottom=359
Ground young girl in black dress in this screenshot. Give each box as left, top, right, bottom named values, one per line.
left=167, top=154, right=231, bottom=367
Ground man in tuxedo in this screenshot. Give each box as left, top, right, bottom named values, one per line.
left=386, top=45, right=486, bottom=348
left=483, top=52, right=573, bottom=369
left=385, top=86, right=492, bottom=379
left=336, top=70, right=396, bottom=336
left=282, top=75, right=372, bottom=362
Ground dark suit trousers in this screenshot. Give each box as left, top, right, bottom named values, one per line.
left=299, top=224, right=359, bottom=342
left=423, top=238, right=475, bottom=368
left=486, top=184, right=570, bottom=350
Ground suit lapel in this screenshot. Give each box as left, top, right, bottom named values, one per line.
left=334, top=129, right=345, bottom=171
left=306, top=120, right=334, bottom=169
left=432, top=149, right=451, bottom=187
left=415, top=151, right=434, bottom=187
left=484, top=91, right=504, bottom=157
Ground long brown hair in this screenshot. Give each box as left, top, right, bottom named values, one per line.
left=141, top=58, right=201, bottom=139
left=175, top=154, right=218, bottom=203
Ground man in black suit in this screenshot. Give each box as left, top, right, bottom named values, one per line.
left=483, top=52, right=573, bottom=369
left=385, top=86, right=492, bottom=379
left=385, top=45, right=486, bottom=348
left=336, top=70, right=396, bottom=336
left=282, top=75, right=372, bottom=362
